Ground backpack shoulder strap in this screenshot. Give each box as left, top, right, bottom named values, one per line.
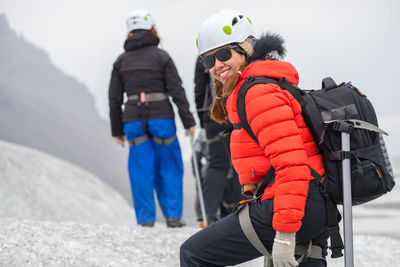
left=236, top=76, right=280, bottom=143
left=278, top=77, right=306, bottom=107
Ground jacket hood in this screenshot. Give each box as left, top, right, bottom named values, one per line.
left=250, top=32, right=286, bottom=61
left=124, top=30, right=160, bottom=51
left=237, top=32, right=298, bottom=85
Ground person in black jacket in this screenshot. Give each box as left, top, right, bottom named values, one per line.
left=194, top=56, right=244, bottom=226
left=108, top=10, right=195, bottom=228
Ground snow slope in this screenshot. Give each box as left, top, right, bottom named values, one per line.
left=0, top=219, right=399, bottom=267
left=0, top=140, right=134, bottom=226
left=349, top=173, right=400, bottom=240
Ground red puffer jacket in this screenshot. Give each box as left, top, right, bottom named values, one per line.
left=226, top=59, right=325, bottom=233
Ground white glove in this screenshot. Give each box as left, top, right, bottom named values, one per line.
left=272, top=231, right=299, bottom=267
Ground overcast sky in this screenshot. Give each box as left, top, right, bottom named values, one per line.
left=1, top=0, right=400, bottom=156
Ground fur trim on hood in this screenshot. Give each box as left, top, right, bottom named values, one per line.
left=250, top=32, right=286, bottom=61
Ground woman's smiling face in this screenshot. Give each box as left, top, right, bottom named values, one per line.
left=205, top=46, right=245, bottom=84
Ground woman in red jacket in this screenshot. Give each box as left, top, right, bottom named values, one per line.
left=180, top=9, right=328, bottom=267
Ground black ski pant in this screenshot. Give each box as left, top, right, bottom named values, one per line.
left=201, top=121, right=243, bottom=222
left=180, top=181, right=327, bottom=267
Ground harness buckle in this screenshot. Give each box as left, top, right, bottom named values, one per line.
left=140, top=92, right=146, bottom=104
left=232, top=199, right=251, bottom=213
left=232, top=197, right=260, bottom=213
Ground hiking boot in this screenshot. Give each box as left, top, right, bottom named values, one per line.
left=166, top=217, right=186, bottom=228
left=141, top=222, right=155, bottom=227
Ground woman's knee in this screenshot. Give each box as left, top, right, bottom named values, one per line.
left=180, top=238, right=200, bottom=266
left=179, top=239, right=191, bottom=262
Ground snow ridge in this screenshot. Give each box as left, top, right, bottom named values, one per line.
left=0, top=140, right=134, bottom=226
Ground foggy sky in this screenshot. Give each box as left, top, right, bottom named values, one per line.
left=1, top=0, right=400, bottom=157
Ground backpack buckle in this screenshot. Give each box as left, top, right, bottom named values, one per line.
left=328, top=150, right=352, bottom=161
left=318, top=178, right=328, bottom=196
left=247, top=75, right=255, bottom=82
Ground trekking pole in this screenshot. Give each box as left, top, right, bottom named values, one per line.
left=341, top=129, right=354, bottom=267
left=190, top=134, right=208, bottom=226
left=263, top=256, right=272, bottom=267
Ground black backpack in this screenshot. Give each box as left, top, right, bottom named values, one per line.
left=234, top=75, right=396, bottom=258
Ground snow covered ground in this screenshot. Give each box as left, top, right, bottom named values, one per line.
left=0, top=139, right=399, bottom=266
left=350, top=174, right=400, bottom=240
left=0, top=140, right=134, bottom=225
left=0, top=219, right=399, bottom=267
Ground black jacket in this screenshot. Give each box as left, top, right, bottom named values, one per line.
left=194, top=57, right=214, bottom=128
left=109, top=30, right=195, bottom=136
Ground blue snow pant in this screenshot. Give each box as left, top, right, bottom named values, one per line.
left=180, top=180, right=328, bottom=266
left=124, top=118, right=183, bottom=225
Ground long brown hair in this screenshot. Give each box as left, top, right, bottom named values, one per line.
left=210, top=63, right=249, bottom=123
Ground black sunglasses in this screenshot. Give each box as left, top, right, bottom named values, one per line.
left=201, top=45, right=243, bottom=69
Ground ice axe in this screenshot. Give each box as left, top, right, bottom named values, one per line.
left=190, top=133, right=208, bottom=226
left=341, top=129, right=354, bottom=267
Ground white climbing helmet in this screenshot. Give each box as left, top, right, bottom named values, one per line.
left=126, top=10, right=155, bottom=33
left=197, top=9, right=257, bottom=55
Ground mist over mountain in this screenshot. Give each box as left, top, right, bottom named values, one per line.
left=0, top=15, right=131, bottom=199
